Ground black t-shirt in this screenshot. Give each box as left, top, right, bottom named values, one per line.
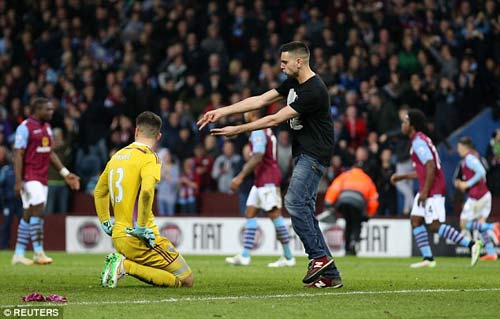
left=275, top=75, right=334, bottom=166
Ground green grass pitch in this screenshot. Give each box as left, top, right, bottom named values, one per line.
left=1, top=252, right=499, bottom=318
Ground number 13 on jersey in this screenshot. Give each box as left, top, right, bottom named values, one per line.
left=109, top=167, right=124, bottom=203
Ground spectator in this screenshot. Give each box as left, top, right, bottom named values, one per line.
left=235, top=144, right=255, bottom=215
left=0, top=146, right=23, bottom=249
left=277, top=130, right=292, bottom=190
left=211, top=140, right=241, bottom=193
left=377, top=149, right=397, bottom=216
left=486, top=129, right=500, bottom=195
left=156, top=148, right=179, bottom=216
left=178, top=158, right=199, bottom=214
left=193, top=144, right=215, bottom=192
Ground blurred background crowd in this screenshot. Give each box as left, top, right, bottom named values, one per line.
left=0, top=0, right=500, bottom=221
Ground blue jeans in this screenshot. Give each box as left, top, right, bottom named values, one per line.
left=285, top=154, right=340, bottom=277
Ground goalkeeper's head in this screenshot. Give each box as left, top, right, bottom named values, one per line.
left=135, top=111, right=162, bottom=142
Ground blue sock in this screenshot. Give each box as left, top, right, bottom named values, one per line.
left=242, top=218, right=258, bottom=258
left=15, top=219, right=31, bottom=256
left=438, top=224, right=470, bottom=247
left=465, top=221, right=494, bottom=232
left=481, top=231, right=496, bottom=256
left=30, top=216, right=44, bottom=254
left=272, top=216, right=293, bottom=260
left=413, top=225, right=433, bottom=259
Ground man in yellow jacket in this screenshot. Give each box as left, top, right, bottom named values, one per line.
left=324, top=163, right=379, bottom=255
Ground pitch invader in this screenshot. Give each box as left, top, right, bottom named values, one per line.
left=455, top=137, right=500, bottom=261
left=226, top=110, right=295, bottom=267
left=391, top=109, right=482, bottom=268
left=12, top=98, right=80, bottom=265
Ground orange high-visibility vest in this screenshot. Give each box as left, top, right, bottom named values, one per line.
left=324, top=168, right=379, bottom=217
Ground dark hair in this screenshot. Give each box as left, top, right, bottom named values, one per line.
left=458, top=136, right=475, bottom=149
left=407, top=109, right=427, bottom=134
left=279, top=41, right=310, bottom=59
left=136, top=111, right=162, bottom=138
left=31, top=97, right=49, bottom=113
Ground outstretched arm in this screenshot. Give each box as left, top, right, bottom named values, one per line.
left=197, top=89, right=283, bottom=130
left=211, top=105, right=298, bottom=137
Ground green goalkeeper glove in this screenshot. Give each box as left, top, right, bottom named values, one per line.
left=125, top=226, right=156, bottom=248
left=101, top=220, right=114, bottom=236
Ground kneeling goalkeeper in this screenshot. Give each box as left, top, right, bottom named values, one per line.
left=94, top=111, right=193, bottom=288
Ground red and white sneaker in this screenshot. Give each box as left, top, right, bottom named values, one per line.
left=304, top=276, right=343, bottom=289
left=302, top=256, right=334, bottom=284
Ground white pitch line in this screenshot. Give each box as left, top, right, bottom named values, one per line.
left=2, top=287, right=500, bottom=308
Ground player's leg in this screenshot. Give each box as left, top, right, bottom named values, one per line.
left=476, top=216, right=498, bottom=261
left=257, top=185, right=294, bottom=267
left=267, top=208, right=295, bottom=267
left=461, top=194, right=497, bottom=260
left=409, top=194, right=435, bottom=268
left=12, top=181, right=39, bottom=265
left=106, top=236, right=192, bottom=288
left=30, top=202, right=52, bottom=264
left=426, top=196, right=481, bottom=266
left=12, top=208, right=32, bottom=265
left=226, top=188, right=259, bottom=266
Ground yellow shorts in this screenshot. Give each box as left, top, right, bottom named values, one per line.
left=113, top=235, right=192, bottom=281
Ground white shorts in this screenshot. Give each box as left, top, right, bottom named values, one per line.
left=411, top=193, right=446, bottom=224
left=21, top=181, right=48, bottom=209
left=460, top=192, right=492, bottom=222
left=246, top=184, right=282, bottom=212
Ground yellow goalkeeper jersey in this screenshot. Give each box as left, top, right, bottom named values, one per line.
left=94, top=142, right=161, bottom=238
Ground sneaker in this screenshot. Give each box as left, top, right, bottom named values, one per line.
left=225, top=254, right=250, bottom=266
left=493, top=223, right=500, bottom=243
left=106, top=253, right=126, bottom=288
left=268, top=256, right=296, bottom=268
left=33, top=252, right=53, bottom=265
left=101, top=254, right=114, bottom=287
left=12, top=254, right=34, bottom=266
left=302, top=256, right=334, bottom=284
left=480, top=254, right=498, bottom=261
left=304, top=276, right=343, bottom=289
left=410, top=259, right=437, bottom=268
left=471, top=240, right=483, bottom=267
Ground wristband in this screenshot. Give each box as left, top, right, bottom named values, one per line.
left=59, top=167, right=70, bottom=178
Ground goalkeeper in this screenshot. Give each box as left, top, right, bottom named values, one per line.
left=94, top=111, right=193, bottom=288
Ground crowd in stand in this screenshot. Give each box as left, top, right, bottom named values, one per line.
left=1, top=0, right=500, bottom=219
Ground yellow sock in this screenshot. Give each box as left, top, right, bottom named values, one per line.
left=124, top=260, right=180, bottom=287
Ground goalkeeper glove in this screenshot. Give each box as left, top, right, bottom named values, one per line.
left=125, top=226, right=156, bottom=248
left=101, top=220, right=114, bottom=236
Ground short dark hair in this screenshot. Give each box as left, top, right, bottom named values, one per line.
left=31, top=97, right=50, bottom=113
left=407, top=109, right=427, bottom=134
left=458, top=136, right=475, bottom=149
left=280, top=41, right=310, bottom=59
left=136, top=111, right=162, bottom=138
